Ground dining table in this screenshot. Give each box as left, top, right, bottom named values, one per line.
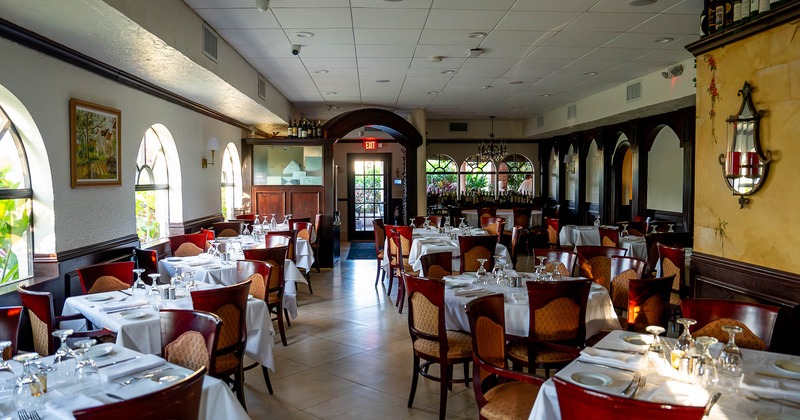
left=442, top=273, right=621, bottom=339
left=61, top=282, right=275, bottom=371
left=529, top=329, right=800, bottom=419
left=0, top=344, right=248, bottom=419
left=461, top=208, right=543, bottom=229
left=559, top=225, right=649, bottom=263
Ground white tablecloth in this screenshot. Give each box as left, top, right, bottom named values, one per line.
left=462, top=209, right=543, bottom=229
left=559, top=226, right=648, bottom=263
left=381, top=229, right=509, bottom=275
left=529, top=330, right=800, bottom=420
left=0, top=345, right=248, bottom=420
left=62, top=285, right=275, bottom=371
left=217, top=234, right=315, bottom=271
left=442, top=275, right=621, bottom=338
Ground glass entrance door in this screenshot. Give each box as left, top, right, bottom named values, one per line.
left=347, top=153, right=390, bottom=241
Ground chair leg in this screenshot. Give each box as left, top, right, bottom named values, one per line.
left=375, top=258, right=383, bottom=287
left=387, top=266, right=395, bottom=296
left=306, top=277, right=313, bottom=294
left=463, top=362, right=470, bottom=388
left=261, top=365, right=273, bottom=395
left=439, top=365, right=450, bottom=420
left=397, top=277, right=406, bottom=313
left=235, top=368, right=247, bottom=410
left=284, top=308, right=291, bottom=327
left=276, top=308, right=288, bottom=347
left=408, top=355, right=420, bottom=408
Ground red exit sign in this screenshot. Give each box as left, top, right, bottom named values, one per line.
left=363, top=139, right=379, bottom=150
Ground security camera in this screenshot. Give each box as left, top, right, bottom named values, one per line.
left=291, top=45, right=301, bottom=56
left=254, top=0, right=270, bottom=11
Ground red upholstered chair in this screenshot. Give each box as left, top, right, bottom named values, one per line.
left=420, top=251, right=453, bottom=279
left=18, top=285, right=114, bottom=356
left=235, top=214, right=256, bottom=221
left=134, top=248, right=159, bottom=283
left=190, top=280, right=251, bottom=408
left=0, top=306, right=22, bottom=360
left=311, top=213, right=322, bottom=272
left=576, top=245, right=627, bottom=291
left=533, top=249, right=577, bottom=277
left=553, top=376, right=705, bottom=420
left=598, top=226, right=620, bottom=247
left=458, top=235, right=498, bottom=274
left=242, top=246, right=292, bottom=336
left=76, top=261, right=135, bottom=295
left=169, top=233, right=207, bottom=257
left=373, top=219, right=387, bottom=286
left=477, top=207, right=497, bottom=218
left=199, top=228, right=215, bottom=241
left=73, top=367, right=206, bottom=420
left=657, top=243, right=686, bottom=318
left=681, top=299, right=780, bottom=350
left=404, top=275, right=472, bottom=419
left=480, top=217, right=506, bottom=242
left=212, top=221, right=243, bottom=238
left=466, top=294, right=544, bottom=420
left=159, top=309, right=221, bottom=372
left=264, top=234, right=289, bottom=249
left=507, top=279, right=590, bottom=376
left=626, top=221, right=648, bottom=237
left=385, top=225, right=413, bottom=298
left=288, top=217, right=311, bottom=229
left=236, top=260, right=277, bottom=393
left=626, top=275, right=674, bottom=333
left=545, top=217, right=560, bottom=248
left=609, top=256, right=647, bottom=316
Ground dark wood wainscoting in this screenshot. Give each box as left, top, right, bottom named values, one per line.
left=181, top=214, right=224, bottom=234
left=289, top=190, right=321, bottom=220
left=252, top=186, right=322, bottom=221
left=691, top=252, right=800, bottom=355
left=254, top=190, right=287, bottom=216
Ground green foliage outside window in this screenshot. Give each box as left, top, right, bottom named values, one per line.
left=0, top=166, right=29, bottom=284
left=135, top=190, right=160, bottom=243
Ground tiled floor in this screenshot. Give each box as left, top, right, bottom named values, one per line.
left=243, top=241, right=541, bottom=419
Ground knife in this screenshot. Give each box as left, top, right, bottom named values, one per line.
left=118, top=290, right=132, bottom=296
left=594, top=347, right=643, bottom=355
left=576, top=359, right=636, bottom=373
left=98, top=356, right=140, bottom=369
left=105, top=305, right=148, bottom=314
left=755, top=371, right=800, bottom=381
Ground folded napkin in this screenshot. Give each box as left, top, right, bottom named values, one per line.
left=453, top=287, right=485, bottom=296
left=622, top=236, right=646, bottom=243
left=46, top=393, right=103, bottom=420
left=99, top=298, right=148, bottom=313
left=648, top=379, right=708, bottom=407
left=579, top=347, right=641, bottom=370
left=99, top=354, right=166, bottom=381
left=740, top=373, right=800, bottom=400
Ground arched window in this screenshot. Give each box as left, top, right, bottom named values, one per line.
left=460, top=155, right=495, bottom=194
left=0, top=106, right=32, bottom=284
left=425, top=154, right=458, bottom=194
left=221, top=143, right=242, bottom=220
left=135, top=127, right=169, bottom=243
left=498, top=154, right=534, bottom=193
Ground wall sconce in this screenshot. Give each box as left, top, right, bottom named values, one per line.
left=563, top=154, right=576, bottom=174
left=718, top=82, right=771, bottom=209
left=202, top=137, right=220, bottom=169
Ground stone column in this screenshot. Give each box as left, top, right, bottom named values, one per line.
left=409, top=109, right=427, bottom=216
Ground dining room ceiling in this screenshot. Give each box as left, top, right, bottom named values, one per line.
left=185, top=0, right=702, bottom=121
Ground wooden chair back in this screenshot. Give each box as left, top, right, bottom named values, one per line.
left=657, top=243, right=685, bottom=307
left=526, top=279, right=592, bottom=346
left=159, top=309, right=221, bottom=371
left=626, top=221, right=648, bottom=236
left=576, top=246, right=626, bottom=290
left=598, top=226, right=619, bottom=247
left=512, top=207, right=530, bottom=229
left=73, top=368, right=207, bottom=420
left=681, top=298, right=780, bottom=350
left=313, top=214, right=323, bottom=241
left=372, top=219, right=386, bottom=256
left=404, top=275, right=448, bottom=359
left=134, top=248, right=159, bottom=281
left=509, top=225, right=523, bottom=269
left=476, top=207, right=497, bottom=218
left=627, top=275, right=673, bottom=332
left=212, top=221, right=243, bottom=238
left=235, top=214, right=256, bottom=221
left=533, top=249, right=577, bottom=277
left=386, top=225, right=413, bottom=259
left=267, top=230, right=297, bottom=261
left=480, top=217, right=506, bottom=241
left=458, top=235, right=498, bottom=273
left=169, top=234, right=207, bottom=256
left=420, top=251, right=453, bottom=279
left=236, top=260, right=273, bottom=301
left=293, top=221, right=315, bottom=243
left=288, top=217, right=311, bottom=229
left=0, top=306, right=22, bottom=360
left=76, top=261, right=135, bottom=295
left=609, top=256, right=647, bottom=312
left=190, top=280, right=251, bottom=376
left=18, top=285, right=57, bottom=355
left=545, top=217, right=559, bottom=247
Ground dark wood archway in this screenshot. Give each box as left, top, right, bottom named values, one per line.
left=322, top=108, right=423, bottom=223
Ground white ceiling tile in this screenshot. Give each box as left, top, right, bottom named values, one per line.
left=283, top=29, right=355, bottom=44
left=634, top=49, right=692, bottom=63
left=402, top=78, right=450, bottom=89
left=514, top=57, right=574, bottom=70
left=250, top=57, right=306, bottom=69
left=432, top=0, right=516, bottom=10
left=350, top=0, right=433, bottom=8
left=527, top=46, right=595, bottom=60
left=604, top=32, right=683, bottom=49
left=352, top=8, right=430, bottom=29
left=414, top=44, right=473, bottom=58
left=258, top=66, right=308, bottom=78
left=425, top=10, right=506, bottom=30
left=448, top=76, right=496, bottom=86
left=479, top=46, right=536, bottom=59
left=295, top=44, right=356, bottom=58
left=358, top=57, right=413, bottom=68
left=460, top=58, right=520, bottom=69
left=300, top=57, right=358, bottom=68
left=480, top=31, right=553, bottom=47
left=501, top=67, right=555, bottom=79
left=357, top=44, right=416, bottom=58
left=217, top=29, right=287, bottom=46
left=308, top=67, right=359, bottom=77
left=452, top=67, right=509, bottom=78
left=609, top=60, right=671, bottom=73
left=409, top=56, right=467, bottom=69
left=185, top=0, right=257, bottom=8
left=419, top=29, right=481, bottom=46
left=630, top=13, right=700, bottom=35
left=662, top=35, right=700, bottom=50
left=269, top=0, right=351, bottom=7
left=355, top=28, right=423, bottom=45
left=359, top=67, right=412, bottom=77
left=195, top=8, right=280, bottom=29
left=543, top=31, right=623, bottom=48
left=563, top=12, right=656, bottom=32
left=663, top=0, right=705, bottom=14
left=496, top=11, right=582, bottom=31
left=590, top=0, right=684, bottom=13
left=564, top=59, right=627, bottom=72
left=313, top=76, right=360, bottom=86
left=511, top=0, right=600, bottom=12
left=271, top=7, right=352, bottom=28
left=581, top=47, right=650, bottom=61
left=405, top=67, right=458, bottom=77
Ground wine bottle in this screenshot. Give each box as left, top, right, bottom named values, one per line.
left=759, top=0, right=770, bottom=13
left=316, top=120, right=322, bottom=138
left=708, top=0, right=718, bottom=33
left=750, top=0, right=760, bottom=17
left=769, top=0, right=781, bottom=9
left=716, top=0, right=725, bottom=29
left=725, top=0, right=734, bottom=27
left=733, top=0, right=742, bottom=24
left=741, top=0, right=751, bottom=21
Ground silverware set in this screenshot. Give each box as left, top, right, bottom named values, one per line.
left=621, top=372, right=640, bottom=396
left=117, top=367, right=173, bottom=386
left=17, top=410, right=40, bottom=420
left=621, top=371, right=646, bottom=399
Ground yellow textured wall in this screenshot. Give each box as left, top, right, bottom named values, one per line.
left=694, top=22, right=800, bottom=273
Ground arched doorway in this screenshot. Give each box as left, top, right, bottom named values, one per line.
left=611, top=135, right=633, bottom=222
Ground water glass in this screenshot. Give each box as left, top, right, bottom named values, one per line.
left=693, top=336, right=719, bottom=390
left=74, top=339, right=100, bottom=390
left=13, top=353, right=43, bottom=410
left=718, top=325, right=744, bottom=391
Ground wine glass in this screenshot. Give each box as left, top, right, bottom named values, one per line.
left=185, top=270, right=198, bottom=290
left=241, top=223, right=251, bottom=236
left=645, top=325, right=669, bottom=371
left=718, top=325, right=744, bottom=391
left=74, top=339, right=100, bottom=390
left=283, top=213, right=291, bottom=225
left=693, top=336, right=719, bottom=390
left=171, top=265, right=185, bottom=289
left=51, top=329, right=77, bottom=380
left=148, top=273, right=161, bottom=287
left=0, top=341, right=15, bottom=378
left=620, top=222, right=629, bottom=238
left=668, top=223, right=675, bottom=233
left=132, top=268, right=146, bottom=292
left=423, top=216, right=431, bottom=230
left=674, top=318, right=697, bottom=373
left=269, top=214, right=277, bottom=230
left=13, top=353, right=43, bottom=409
left=475, top=258, right=488, bottom=283
left=650, top=223, right=659, bottom=234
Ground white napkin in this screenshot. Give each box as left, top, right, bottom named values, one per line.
left=647, top=379, right=708, bottom=407
left=99, top=298, right=148, bottom=313
left=45, top=392, right=103, bottom=420
left=579, top=347, right=641, bottom=370
left=99, top=354, right=166, bottom=381
left=740, top=374, right=800, bottom=400
left=453, top=287, right=485, bottom=296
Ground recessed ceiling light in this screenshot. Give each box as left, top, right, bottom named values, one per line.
left=467, top=32, right=487, bottom=38
left=294, top=31, right=315, bottom=38
left=509, top=81, right=524, bottom=85
left=628, top=0, right=657, bottom=5
left=583, top=71, right=599, bottom=76
left=315, top=69, right=330, bottom=74
left=426, top=91, right=438, bottom=95
left=481, top=86, right=491, bottom=90
left=441, top=70, right=456, bottom=74
left=376, top=79, right=390, bottom=83
left=326, top=91, right=337, bottom=95
left=540, top=93, right=552, bottom=97
left=651, top=37, right=674, bottom=43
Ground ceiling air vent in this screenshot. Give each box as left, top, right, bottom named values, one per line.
left=536, top=115, right=544, bottom=129
left=627, top=81, right=642, bottom=102
left=257, top=76, right=267, bottom=100
left=203, top=25, right=218, bottom=62
left=449, top=122, right=468, bottom=132
left=567, top=104, right=577, bottom=120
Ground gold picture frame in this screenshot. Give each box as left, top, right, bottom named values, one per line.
left=69, top=98, right=121, bottom=188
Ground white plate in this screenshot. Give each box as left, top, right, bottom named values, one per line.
left=165, top=257, right=182, bottom=262
left=248, top=294, right=254, bottom=300
left=86, top=343, right=115, bottom=359
left=773, top=360, right=800, bottom=375
left=151, top=371, right=188, bottom=384
left=756, top=411, right=797, bottom=420
left=86, top=295, right=114, bottom=302
left=119, top=310, right=148, bottom=319
left=620, top=333, right=651, bottom=346
left=571, top=372, right=613, bottom=387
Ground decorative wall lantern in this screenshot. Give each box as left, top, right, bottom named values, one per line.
left=718, top=82, right=771, bottom=208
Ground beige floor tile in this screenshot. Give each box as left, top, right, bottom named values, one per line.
left=268, top=369, right=365, bottom=409
left=273, top=337, right=363, bottom=367
left=304, top=387, right=420, bottom=420
left=324, top=326, right=408, bottom=351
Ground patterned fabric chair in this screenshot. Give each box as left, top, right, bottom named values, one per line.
left=420, top=251, right=452, bottom=279
left=236, top=260, right=278, bottom=393
left=73, top=368, right=206, bottom=420
left=267, top=229, right=312, bottom=294
left=385, top=225, right=414, bottom=300
left=458, top=235, right=498, bottom=274
left=553, top=376, right=705, bottom=420
left=212, top=221, right=243, bottom=238
left=576, top=246, right=627, bottom=290
left=609, top=256, right=647, bottom=317
left=533, top=249, right=577, bottom=277
left=373, top=219, right=387, bottom=286
left=134, top=248, right=159, bottom=283
left=545, top=217, right=560, bottom=248
left=477, top=207, right=497, bottom=218
left=405, top=275, right=472, bottom=419
left=507, top=280, right=590, bottom=377
left=76, top=261, right=135, bottom=295
left=657, top=243, right=685, bottom=311
left=242, top=246, right=292, bottom=341
left=625, top=275, right=674, bottom=333
left=0, top=306, right=22, bottom=360
left=169, top=234, right=207, bottom=257
left=390, top=229, right=419, bottom=313
left=466, top=294, right=543, bottom=420
left=18, top=285, right=114, bottom=356
left=681, top=298, right=780, bottom=350
left=190, top=280, right=251, bottom=408
left=598, top=226, right=620, bottom=247
left=503, top=208, right=532, bottom=254
left=160, top=309, right=221, bottom=372
left=480, top=217, right=506, bottom=243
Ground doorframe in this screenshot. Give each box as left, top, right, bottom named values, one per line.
left=347, top=153, right=392, bottom=241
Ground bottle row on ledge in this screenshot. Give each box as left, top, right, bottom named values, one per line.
left=287, top=118, right=322, bottom=139
left=703, top=0, right=797, bottom=36
left=427, top=190, right=536, bottom=209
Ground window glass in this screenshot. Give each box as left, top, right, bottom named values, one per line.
left=425, top=154, right=457, bottom=194
left=135, top=127, right=169, bottom=243
left=498, top=154, right=534, bottom=193
left=221, top=144, right=236, bottom=220
left=252, top=145, right=322, bottom=185
left=0, top=106, right=33, bottom=284
left=460, top=155, right=495, bottom=194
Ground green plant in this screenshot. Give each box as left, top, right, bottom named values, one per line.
left=135, top=191, right=161, bottom=243
left=465, top=173, right=489, bottom=191
left=0, top=166, right=30, bottom=284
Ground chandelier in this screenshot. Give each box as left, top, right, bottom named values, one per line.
left=477, top=116, right=506, bottom=163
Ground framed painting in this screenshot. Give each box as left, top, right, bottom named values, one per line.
left=69, top=98, right=121, bottom=188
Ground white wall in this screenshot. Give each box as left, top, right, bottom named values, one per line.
left=647, top=127, right=684, bottom=212
left=566, top=145, right=577, bottom=203
left=0, top=37, right=243, bottom=253
left=585, top=140, right=601, bottom=204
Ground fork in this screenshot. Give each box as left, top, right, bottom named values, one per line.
left=622, top=372, right=641, bottom=395
left=29, top=412, right=40, bottom=420
left=631, top=376, right=646, bottom=399
left=17, top=410, right=29, bottom=420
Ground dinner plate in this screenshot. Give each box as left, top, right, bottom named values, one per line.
left=86, top=295, right=114, bottom=302
left=773, top=360, right=800, bottom=375
left=151, top=371, right=188, bottom=384
left=756, top=411, right=796, bottom=420
left=165, top=257, right=182, bottom=262
left=571, top=372, right=613, bottom=387
left=119, top=310, right=148, bottom=319
left=86, top=343, right=115, bottom=359
left=620, top=332, right=650, bottom=346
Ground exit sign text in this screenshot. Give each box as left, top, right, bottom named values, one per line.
left=363, top=139, right=379, bottom=150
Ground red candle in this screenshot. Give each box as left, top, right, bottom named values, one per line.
left=741, top=151, right=760, bottom=178
left=725, top=151, right=741, bottom=178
